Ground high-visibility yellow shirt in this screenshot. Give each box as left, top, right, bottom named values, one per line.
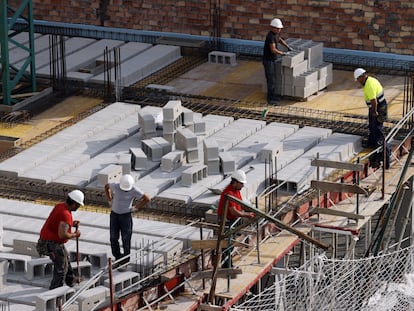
left=363, top=76, right=383, bottom=103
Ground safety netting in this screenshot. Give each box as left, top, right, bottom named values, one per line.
left=232, top=245, right=414, bottom=311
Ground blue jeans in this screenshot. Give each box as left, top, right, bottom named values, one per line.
left=110, top=211, right=133, bottom=263
left=263, top=60, right=278, bottom=103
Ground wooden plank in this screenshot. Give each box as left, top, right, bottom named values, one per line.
left=192, top=268, right=243, bottom=280
left=311, top=180, right=368, bottom=195
left=310, top=207, right=365, bottom=220
left=191, top=239, right=228, bottom=250
left=199, top=303, right=223, bottom=311
left=311, top=158, right=364, bottom=171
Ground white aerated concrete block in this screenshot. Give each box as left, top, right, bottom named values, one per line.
left=77, top=286, right=110, bottom=311
left=208, top=51, right=237, bottom=65
left=97, top=164, right=123, bottom=187
left=163, top=100, right=182, bottom=121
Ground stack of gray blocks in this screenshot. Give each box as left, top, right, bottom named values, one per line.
left=203, top=138, right=220, bottom=174
left=275, top=38, right=333, bottom=98
left=162, top=100, right=183, bottom=144
left=176, top=127, right=199, bottom=163
left=141, top=137, right=172, bottom=162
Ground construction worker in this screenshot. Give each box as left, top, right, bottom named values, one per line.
left=36, top=190, right=84, bottom=289
left=262, top=17, right=292, bottom=105
left=105, top=174, right=150, bottom=267
left=217, top=170, right=255, bottom=268
left=354, top=68, right=390, bottom=169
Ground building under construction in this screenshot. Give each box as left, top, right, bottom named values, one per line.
left=1, top=1, right=414, bottom=310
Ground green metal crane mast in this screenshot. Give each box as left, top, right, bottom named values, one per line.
left=0, top=0, right=36, bottom=106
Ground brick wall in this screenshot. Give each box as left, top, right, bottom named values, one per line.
left=9, top=0, right=414, bottom=55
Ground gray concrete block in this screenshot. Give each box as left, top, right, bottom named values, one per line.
left=175, top=127, right=197, bottom=150
left=160, top=150, right=185, bottom=172
left=220, top=151, right=236, bottom=173
left=26, top=258, right=53, bottom=281
left=207, top=159, right=220, bottom=175
left=104, top=271, right=140, bottom=293
left=70, top=261, right=92, bottom=279
left=203, top=138, right=219, bottom=161
left=77, top=286, right=109, bottom=311
left=283, top=59, right=308, bottom=77
left=163, top=100, right=182, bottom=121
left=35, top=286, right=75, bottom=311
left=0, top=253, right=31, bottom=273
left=97, top=164, right=123, bottom=187
left=281, top=50, right=305, bottom=68
left=186, top=149, right=199, bottom=163
left=208, top=51, right=237, bottom=65
left=181, top=164, right=207, bottom=187
left=293, top=70, right=319, bottom=87
left=294, top=81, right=319, bottom=98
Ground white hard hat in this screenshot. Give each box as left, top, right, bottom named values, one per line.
left=120, top=174, right=135, bottom=191
left=231, top=170, right=247, bottom=184
left=68, top=190, right=84, bottom=206
left=270, top=18, right=284, bottom=28
left=354, top=68, right=366, bottom=80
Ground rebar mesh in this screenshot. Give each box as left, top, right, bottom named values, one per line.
left=232, top=246, right=414, bottom=311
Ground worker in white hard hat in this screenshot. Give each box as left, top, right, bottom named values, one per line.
left=217, top=170, right=255, bottom=267
left=37, top=189, right=84, bottom=289
left=354, top=68, right=390, bottom=169
left=105, top=174, right=150, bottom=269
left=262, top=17, right=293, bottom=106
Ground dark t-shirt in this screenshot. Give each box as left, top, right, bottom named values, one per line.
left=263, top=31, right=280, bottom=62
